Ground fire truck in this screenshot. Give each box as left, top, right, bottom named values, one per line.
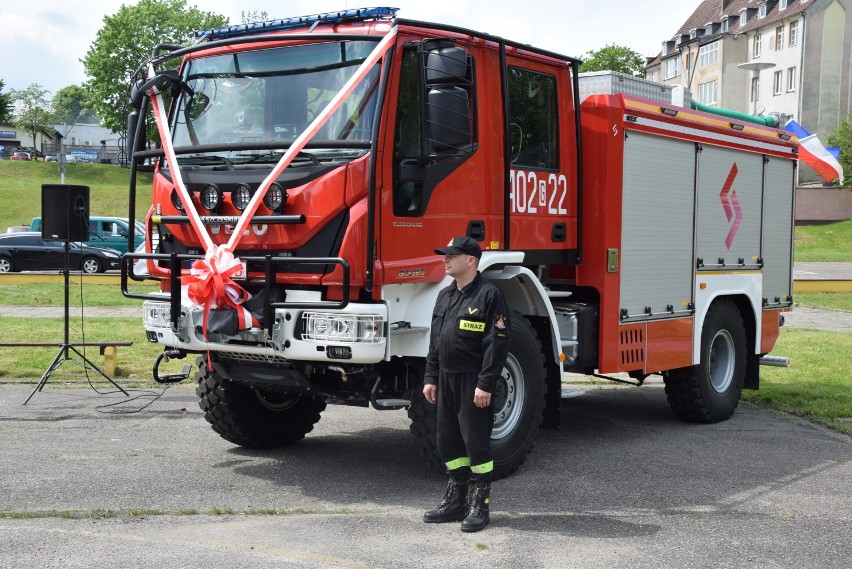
left=123, top=7, right=796, bottom=477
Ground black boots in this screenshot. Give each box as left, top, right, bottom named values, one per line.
left=460, top=479, right=491, bottom=533
left=423, top=475, right=469, bottom=523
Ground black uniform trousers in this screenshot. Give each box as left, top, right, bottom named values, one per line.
left=437, top=369, right=494, bottom=479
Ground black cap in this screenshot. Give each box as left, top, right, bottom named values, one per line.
left=435, top=236, right=482, bottom=258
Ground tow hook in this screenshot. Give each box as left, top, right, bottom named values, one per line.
left=153, top=349, right=192, bottom=383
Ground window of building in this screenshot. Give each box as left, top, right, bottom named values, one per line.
left=775, top=25, right=785, bottom=50
left=773, top=70, right=783, bottom=95
left=759, top=3, right=768, bottom=18
left=753, top=33, right=762, bottom=57
left=698, top=80, right=718, bottom=105
left=721, top=17, right=730, bottom=32
left=507, top=67, right=558, bottom=169
left=699, top=41, right=719, bottom=68
left=740, top=10, right=748, bottom=26
left=663, top=56, right=682, bottom=79
left=751, top=77, right=760, bottom=102
left=787, top=66, right=796, bottom=91
left=780, top=0, right=788, bottom=9
left=789, top=21, right=799, bottom=46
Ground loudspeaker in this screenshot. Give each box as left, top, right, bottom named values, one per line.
left=41, top=185, right=90, bottom=242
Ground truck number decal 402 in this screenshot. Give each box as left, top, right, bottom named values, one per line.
left=510, top=170, right=568, bottom=215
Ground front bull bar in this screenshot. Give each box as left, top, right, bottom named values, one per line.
left=120, top=252, right=351, bottom=331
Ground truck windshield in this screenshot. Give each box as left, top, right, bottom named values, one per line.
left=171, top=40, right=381, bottom=163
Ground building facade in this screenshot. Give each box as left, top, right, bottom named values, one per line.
left=646, top=0, right=850, bottom=183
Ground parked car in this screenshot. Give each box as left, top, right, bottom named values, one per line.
left=29, top=216, right=145, bottom=254
left=17, top=146, right=43, bottom=159
left=0, top=232, right=121, bottom=273
left=10, top=152, right=32, bottom=161
left=44, top=154, right=58, bottom=162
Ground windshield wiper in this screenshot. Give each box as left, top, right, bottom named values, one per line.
left=176, top=155, right=235, bottom=169
left=241, top=151, right=320, bottom=166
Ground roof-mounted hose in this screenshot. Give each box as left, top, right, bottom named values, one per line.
left=689, top=100, right=783, bottom=127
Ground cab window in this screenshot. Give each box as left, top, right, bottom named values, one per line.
left=508, top=67, right=558, bottom=169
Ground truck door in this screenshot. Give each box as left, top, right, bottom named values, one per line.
left=504, top=57, right=579, bottom=262
left=376, top=39, right=496, bottom=285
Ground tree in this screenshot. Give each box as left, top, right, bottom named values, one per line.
left=0, top=79, right=13, bottom=123
left=825, top=119, right=851, bottom=185
left=10, top=83, right=55, bottom=147
left=578, top=44, right=645, bottom=76
left=83, top=0, right=228, bottom=136
left=52, top=85, right=98, bottom=125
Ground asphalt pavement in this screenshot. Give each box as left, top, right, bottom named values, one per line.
left=0, top=384, right=850, bottom=569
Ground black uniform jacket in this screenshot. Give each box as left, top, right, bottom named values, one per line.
left=424, top=272, right=511, bottom=393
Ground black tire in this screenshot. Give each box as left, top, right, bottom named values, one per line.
left=0, top=255, right=13, bottom=273
left=407, top=314, right=547, bottom=478
left=664, top=298, right=747, bottom=423
left=195, top=356, right=326, bottom=448
left=81, top=256, right=102, bottom=274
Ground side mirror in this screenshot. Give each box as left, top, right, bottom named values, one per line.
left=426, top=87, right=472, bottom=152
left=423, top=46, right=473, bottom=153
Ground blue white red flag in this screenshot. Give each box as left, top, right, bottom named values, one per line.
left=785, top=120, right=844, bottom=183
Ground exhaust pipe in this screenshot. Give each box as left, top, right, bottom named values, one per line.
left=759, top=355, right=791, bottom=367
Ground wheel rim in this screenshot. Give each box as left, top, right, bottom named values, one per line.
left=82, top=258, right=99, bottom=273
left=708, top=329, right=735, bottom=393
left=491, top=354, right=525, bottom=440
left=0, top=259, right=10, bottom=272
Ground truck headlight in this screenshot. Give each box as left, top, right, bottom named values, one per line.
left=232, top=183, right=252, bottom=211
left=143, top=301, right=171, bottom=328
left=302, top=313, right=384, bottom=343
left=264, top=182, right=287, bottom=211
left=200, top=184, right=221, bottom=211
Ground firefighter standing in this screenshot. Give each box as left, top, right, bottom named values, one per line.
left=422, top=236, right=511, bottom=532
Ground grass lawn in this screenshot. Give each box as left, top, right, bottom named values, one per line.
left=745, top=328, right=852, bottom=436
left=795, top=292, right=852, bottom=312
left=0, top=317, right=172, bottom=384
left=795, top=220, right=852, bottom=262
left=0, top=161, right=152, bottom=231
left=0, top=282, right=159, bottom=306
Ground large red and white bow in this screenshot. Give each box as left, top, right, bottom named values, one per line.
left=181, top=246, right=258, bottom=331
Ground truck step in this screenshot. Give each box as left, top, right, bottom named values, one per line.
left=389, top=325, right=429, bottom=335
left=373, top=398, right=411, bottom=409
left=546, top=290, right=573, bottom=298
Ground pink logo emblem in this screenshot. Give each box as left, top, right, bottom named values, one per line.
left=719, top=164, right=743, bottom=249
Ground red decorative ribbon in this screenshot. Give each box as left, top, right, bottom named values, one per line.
left=181, top=247, right=259, bottom=366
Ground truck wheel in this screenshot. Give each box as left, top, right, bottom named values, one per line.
left=664, top=298, right=746, bottom=423
left=195, top=357, right=326, bottom=448
left=407, top=314, right=547, bottom=478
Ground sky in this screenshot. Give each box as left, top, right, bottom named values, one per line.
left=0, top=0, right=699, bottom=96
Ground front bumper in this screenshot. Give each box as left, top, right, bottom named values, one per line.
left=142, top=293, right=388, bottom=365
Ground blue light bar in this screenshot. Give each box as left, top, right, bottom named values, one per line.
left=196, top=7, right=399, bottom=40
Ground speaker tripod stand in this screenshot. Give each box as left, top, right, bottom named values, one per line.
left=23, top=241, right=129, bottom=405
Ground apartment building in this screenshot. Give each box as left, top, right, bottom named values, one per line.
left=645, top=0, right=850, bottom=183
